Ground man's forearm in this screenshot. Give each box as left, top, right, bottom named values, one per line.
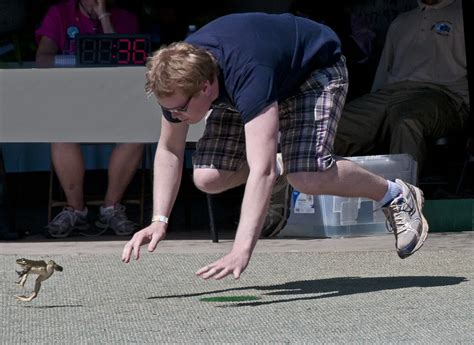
left=152, top=148, right=183, bottom=222
left=232, top=172, right=276, bottom=254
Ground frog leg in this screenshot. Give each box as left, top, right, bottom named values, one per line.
left=15, top=293, right=36, bottom=302
left=16, top=272, right=29, bottom=287
left=15, top=274, right=48, bottom=302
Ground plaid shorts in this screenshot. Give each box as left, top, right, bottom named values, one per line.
left=194, top=57, right=348, bottom=173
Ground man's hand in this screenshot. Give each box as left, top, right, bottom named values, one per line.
left=121, top=224, right=166, bottom=263
left=196, top=250, right=251, bottom=280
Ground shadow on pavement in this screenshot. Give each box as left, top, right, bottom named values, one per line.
left=147, top=276, right=468, bottom=307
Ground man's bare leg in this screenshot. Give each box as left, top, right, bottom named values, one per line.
left=288, top=158, right=428, bottom=258
left=287, top=159, right=388, bottom=201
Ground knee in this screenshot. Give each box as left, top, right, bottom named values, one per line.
left=133, top=143, right=145, bottom=151
left=118, top=143, right=145, bottom=153
left=51, top=142, right=80, bottom=152
left=193, top=169, right=226, bottom=194
left=132, top=143, right=145, bottom=157
left=50, top=143, right=82, bottom=163
left=386, top=104, right=422, bottom=129
left=386, top=114, right=425, bottom=141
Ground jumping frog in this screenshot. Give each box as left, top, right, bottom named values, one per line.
left=15, top=258, right=63, bottom=302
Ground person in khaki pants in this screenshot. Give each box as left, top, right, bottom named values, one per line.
left=334, top=0, right=469, bottom=171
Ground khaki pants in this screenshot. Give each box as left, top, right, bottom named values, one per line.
left=334, top=81, right=467, bottom=169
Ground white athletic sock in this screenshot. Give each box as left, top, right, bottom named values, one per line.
left=380, top=180, right=402, bottom=206
left=74, top=207, right=88, bottom=217
left=100, top=205, right=114, bottom=215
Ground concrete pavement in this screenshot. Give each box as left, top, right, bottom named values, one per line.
left=1, top=232, right=472, bottom=344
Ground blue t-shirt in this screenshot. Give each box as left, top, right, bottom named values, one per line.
left=164, top=13, right=341, bottom=124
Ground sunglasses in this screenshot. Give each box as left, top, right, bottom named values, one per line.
left=161, top=95, right=193, bottom=113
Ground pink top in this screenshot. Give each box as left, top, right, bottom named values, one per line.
left=36, top=0, right=139, bottom=53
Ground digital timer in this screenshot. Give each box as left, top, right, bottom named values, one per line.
left=76, top=34, right=151, bottom=66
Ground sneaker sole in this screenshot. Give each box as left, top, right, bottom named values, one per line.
left=398, top=183, right=429, bottom=259
left=79, top=223, right=109, bottom=237
left=44, top=224, right=90, bottom=239
left=94, top=220, right=135, bottom=236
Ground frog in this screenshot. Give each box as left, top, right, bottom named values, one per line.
left=14, top=258, right=63, bottom=302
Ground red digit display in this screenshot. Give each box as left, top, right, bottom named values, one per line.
left=132, top=38, right=147, bottom=64
left=77, top=34, right=150, bottom=66
left=117, top=38, right=131, bottom=64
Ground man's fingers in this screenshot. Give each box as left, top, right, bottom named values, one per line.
left=196, top=265, right=212, bottom=276
left=121, top=243, right=132, bottom=263
left=196, top=264, right=219, bottom=278
left=201, top=267, right=222, bottom=280
left=196, top=263, right=233, bottom=280
left=133, top=243, right=141, bottom=261
left=233, top=268, right=241, bottom=280
left=147, top=234, right=160, bottom=252
left=214, top=268, right=231, bottom=280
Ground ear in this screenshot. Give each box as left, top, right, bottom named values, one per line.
left=202, top=77, right=218, bottom=97
left=201, top=80, right=212, bottom=95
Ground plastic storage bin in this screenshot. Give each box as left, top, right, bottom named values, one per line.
left=280, top=154, right=418, bottom=238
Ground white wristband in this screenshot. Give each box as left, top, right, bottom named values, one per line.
left=151, top=215, right=169, bottom=224
left=98, top=12, right=111, bottom=20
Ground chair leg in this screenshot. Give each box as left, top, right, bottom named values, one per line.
left=456, top=153, right=473, bottom=195
left=206, top=193, right=218, bottom=243
left=455, top=137, right=474, bottom=195
left=11, top=34, right=22, bottom=65
left=142, top=143, right=155, bottom=226
left=48, top=164, right=54, bottom=222
left=138, top=158, right=146, bottom=226
left=0, top=149, right=16, bottom=239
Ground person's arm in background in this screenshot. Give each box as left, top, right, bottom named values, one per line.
left=36, top=36, right=58, bottom=67
left=370, top=21, right=396, bottom=92
left=35, top=5, right=62, bottom=67
left=94, top=0, right=115, bottom=33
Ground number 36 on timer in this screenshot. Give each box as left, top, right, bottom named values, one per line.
left=76, top=34, right=151, bottom=66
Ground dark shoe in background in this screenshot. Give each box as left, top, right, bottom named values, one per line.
left=261, top=154, right=292, bottom=238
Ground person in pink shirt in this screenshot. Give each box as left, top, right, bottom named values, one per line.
left=36, top=0, right=139, bottom=63
left=36, top=0, right=144, bottom=238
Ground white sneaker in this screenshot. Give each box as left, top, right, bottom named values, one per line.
left=382, top=179, right=429, bottom=258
